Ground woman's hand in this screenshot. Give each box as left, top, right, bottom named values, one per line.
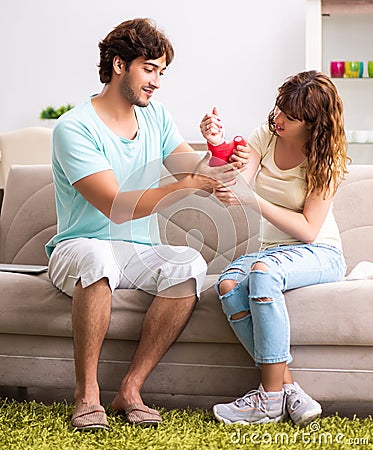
left=214, top=181, right=258, bottom=209
left=229, top=142, right=251, bottom=169
left=214, top=186, right=238, bottom=205
left=214, top=144, right=261, bottom=206
left=200, top=107, right=224, bottom=145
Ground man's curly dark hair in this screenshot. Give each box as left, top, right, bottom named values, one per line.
left=98, top=18, right=174, bottom=84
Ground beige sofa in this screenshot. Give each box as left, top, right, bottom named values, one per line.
left=0, top=163, right=372, bottom=409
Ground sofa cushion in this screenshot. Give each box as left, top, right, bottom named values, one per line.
left=286, top=279, right=373, bottom=345
left=157, top=195, right=260, bottom=273
left=1, top=271, right=372, bottom=346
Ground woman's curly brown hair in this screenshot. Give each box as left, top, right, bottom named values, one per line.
left=98, top=18, right=174, bottom=84
left=268, top=70, right=350, bottom=198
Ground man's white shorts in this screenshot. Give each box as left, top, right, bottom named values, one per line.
left=48, top=238, right=207, bottom=298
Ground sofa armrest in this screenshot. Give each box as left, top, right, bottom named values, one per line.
left=0, top=165, right=56, bottom=265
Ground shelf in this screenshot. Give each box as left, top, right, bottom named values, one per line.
left=331, top=77, right=373, bottom=80
left=322, top=0, right=373, bottom=15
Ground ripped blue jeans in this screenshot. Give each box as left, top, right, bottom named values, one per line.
left=216, top=244, right=346, bottom=366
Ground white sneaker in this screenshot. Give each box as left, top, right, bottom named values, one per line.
left=284, top=382, right=322, bottom=427
left=213, top=384, right=287, bottom=425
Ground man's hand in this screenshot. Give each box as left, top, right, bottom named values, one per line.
left=191, top=151, right=238, bottom=191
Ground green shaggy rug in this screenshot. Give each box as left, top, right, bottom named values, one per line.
left=0, top=399, right=372, bottom=449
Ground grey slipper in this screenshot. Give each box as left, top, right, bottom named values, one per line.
left=71, top=404, right=110, bottom=431
left=125, top=403, right=162, bottom=426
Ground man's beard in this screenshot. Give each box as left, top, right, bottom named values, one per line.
left=119, top=72, right=148, bottom=107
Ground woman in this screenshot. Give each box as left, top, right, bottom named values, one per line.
left=200, top=71, right=350, bottom=427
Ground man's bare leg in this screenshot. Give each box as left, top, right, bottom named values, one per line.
left=72, top=278, right=112, bottom=408
left=111, top=279, right=197, bottom=411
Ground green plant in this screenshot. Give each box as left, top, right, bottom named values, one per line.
left=40, top=103, right=74, bottom=120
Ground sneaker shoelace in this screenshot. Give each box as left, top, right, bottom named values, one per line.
left=235, top=389, right=268, bottom=413
left=284, top=385, right=304, bottom=411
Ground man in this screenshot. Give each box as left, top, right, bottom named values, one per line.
left=46, top=18, right=246, bottom=430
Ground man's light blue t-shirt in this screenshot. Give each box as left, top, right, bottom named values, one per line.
left=46, top=97, right=184, bottom=257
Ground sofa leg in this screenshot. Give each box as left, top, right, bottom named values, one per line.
left=16, top=386, right=28, bottom=401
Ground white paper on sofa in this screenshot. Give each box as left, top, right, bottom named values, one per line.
left=345, top=261, right=373, bottom=280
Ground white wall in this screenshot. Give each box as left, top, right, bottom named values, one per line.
left=305, top=0, right=322, bottom=70
left=0, top=0, right=306, bottom=141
